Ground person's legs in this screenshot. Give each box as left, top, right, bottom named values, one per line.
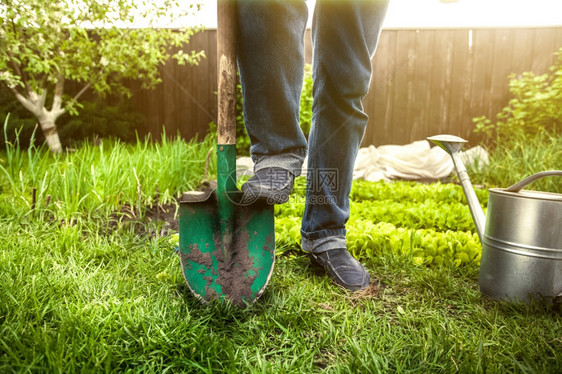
left=301, top=0, right=389, bottom=289
left=236, top=0, right=308, bottom=176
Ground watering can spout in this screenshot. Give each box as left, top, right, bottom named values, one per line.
left=427, top=135, right=486, bottom=242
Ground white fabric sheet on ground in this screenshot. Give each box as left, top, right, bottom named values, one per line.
left=236, top=140, right=488, bottom=182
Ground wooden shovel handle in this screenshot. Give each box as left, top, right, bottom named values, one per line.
left=217, top=0, right=237, bottom=145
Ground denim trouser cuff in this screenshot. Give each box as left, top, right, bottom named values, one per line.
left=301, top=231, right=347, bottom=254
left=253, top=152, right=306, bottom=177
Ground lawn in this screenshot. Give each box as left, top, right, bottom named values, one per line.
left=0, top=133, right=561, bottom=373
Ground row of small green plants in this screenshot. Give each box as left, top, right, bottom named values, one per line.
left=274, top=178, right=484, bottom=268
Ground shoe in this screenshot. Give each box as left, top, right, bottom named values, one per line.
left=241, top=167, right=295, bottom=204
left=309, top=248, right=370, bottom=291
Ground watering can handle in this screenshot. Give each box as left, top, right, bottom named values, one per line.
left=504, top=170, right=562, bottom=193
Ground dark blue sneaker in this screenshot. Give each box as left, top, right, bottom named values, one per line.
left=309, top=248, right=370, bottom=291
left=241, top=167, right=295, bottom=204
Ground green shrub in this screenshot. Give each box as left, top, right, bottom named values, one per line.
left=474, top=47, right=562, bottom=143
left=57, top=97, right=146, bottom=147
left=1, top=85, right=145, bottom=148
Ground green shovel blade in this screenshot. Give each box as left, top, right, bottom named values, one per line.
left=179, top=198, right=275, bottom=305
left=178, top=145, right=275, bottom=306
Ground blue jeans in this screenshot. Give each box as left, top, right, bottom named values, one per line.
left=237, top=0, right=389, bottom=253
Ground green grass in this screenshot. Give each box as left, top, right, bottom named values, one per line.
left=0, top=125, right=561, bottom=372
left=0, top=218, right=560, bottom=373
left=1, top=123, right=217, bottom=221
left=468, top=130, right=562, bottom=193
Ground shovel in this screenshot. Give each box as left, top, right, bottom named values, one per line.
left=178, top=0, right=275, bottom=306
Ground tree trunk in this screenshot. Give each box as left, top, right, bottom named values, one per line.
left=38, top=118, right=63, bottom=153
left=10, top=78, right=66, bottom=153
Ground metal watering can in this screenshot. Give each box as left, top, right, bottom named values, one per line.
left=428, top=135, right=562, bottom=303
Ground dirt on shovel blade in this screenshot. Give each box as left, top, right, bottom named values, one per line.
left=183, top=231, right=274, bottom=305
left=180, top=191, right=275, bottom=306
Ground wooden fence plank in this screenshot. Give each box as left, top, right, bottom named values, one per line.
left=434, top=30, right=455, bottom=138
left=391, top=29, right=414, bottom=144
left=448, top=29, right=470, bottom=139
left=533, top=28, right=557, bottom=72
left=410, top=29, right=435, bottom=143
left=555, top=28, right=562, bottom=56
left=511, top=28, right=535, bottom=79
left=364, top=29, right=395, bottom=145
left=468, top=29, right=495, bottom=130
left=489, top=29, right=514, bottom=124
left=403, top=30, right=418, bottom=142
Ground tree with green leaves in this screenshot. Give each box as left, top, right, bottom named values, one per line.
left=0, top=0, right=204, bottom=152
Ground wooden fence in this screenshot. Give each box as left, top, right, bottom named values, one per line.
left=132, top=27, right=562, bottom=146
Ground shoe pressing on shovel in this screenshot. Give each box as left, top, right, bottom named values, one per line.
left=178, top=0, right=275, bottom=306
